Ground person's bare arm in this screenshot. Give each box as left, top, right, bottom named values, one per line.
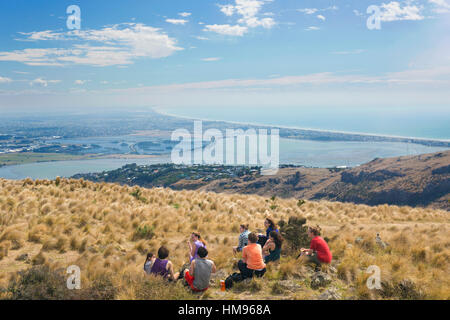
left=263, top=240, right=274, bottom=255
left=190, top=244, right=196, bottom=259
left=211, top=261, right=217, bottom=274
left=189, top=260, right=195, bottom=276
left=166, top=261, right=175, bottom=280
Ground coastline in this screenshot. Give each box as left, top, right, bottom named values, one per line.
left=0, top=153, right=165, bottom=168
left=152, top=107, right=450, bottom=144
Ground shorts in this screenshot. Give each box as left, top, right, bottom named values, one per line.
left=184, top=270, right=208, bottom=292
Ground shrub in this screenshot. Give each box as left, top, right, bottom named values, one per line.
left=6, top=266, right=118, bottom=300
left=0, top=242, right=10, bottom=261
left=31, top=251, right=47, bottom=265
left=132, top=225, right=155, bottom=241
left=130, top=188, right=147, bottom=203
left=270, top=282, right=286, bottom=295
left=232, top=278, right=262, bottom=293
left=6, top=266, right=79, bottom=300
left=278, top=216, right=309, bottom=253
left=131, top=275, right=195, bottom=300
left=83, top=273, right=117, bottom=300
left=379, top=279, right=424, bottom=300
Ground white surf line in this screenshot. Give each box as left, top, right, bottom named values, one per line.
left=152, top=107, right=450, bottom=144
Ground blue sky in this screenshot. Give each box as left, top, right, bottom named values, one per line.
left=0, top=0, right=449, bottom=111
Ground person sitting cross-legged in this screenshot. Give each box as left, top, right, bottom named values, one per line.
left=238, top=232, right=266, bottom=279
left=298, top=225, right=332, bottom=270
left=150, top=246, right=180, bottom=281
left=183, top=247, right=216, bottom=292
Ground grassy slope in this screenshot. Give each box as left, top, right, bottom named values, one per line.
left=0, top=178, right=448, bottom=300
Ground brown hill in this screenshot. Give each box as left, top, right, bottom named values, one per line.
left=195, top=151, right=450, bottom=210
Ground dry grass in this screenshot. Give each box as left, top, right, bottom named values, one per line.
left=0, top=178, right=448, bottom=300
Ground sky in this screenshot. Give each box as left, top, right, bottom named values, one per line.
left=0, top=0, right=449, bottom=112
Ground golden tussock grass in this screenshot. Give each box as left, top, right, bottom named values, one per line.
left=0, top=178, right=448, bottom=299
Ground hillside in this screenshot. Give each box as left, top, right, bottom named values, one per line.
left=0, top=178, right=448, bottom=300
left=74, top=150, right=450, bottom=210
left=201, top=150, right=450, bottom=210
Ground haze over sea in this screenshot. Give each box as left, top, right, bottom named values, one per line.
left=157, top=106, right=450, bottom=141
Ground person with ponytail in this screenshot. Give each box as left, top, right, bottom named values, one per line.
left=188, top=232, right=207, bottom=263
left=233, top=224, right=250, bottom=254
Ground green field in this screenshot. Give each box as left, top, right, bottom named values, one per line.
left=0, top=153, right=101, bottom=167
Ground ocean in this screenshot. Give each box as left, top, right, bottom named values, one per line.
left=156, top=106, right=450, bottom=141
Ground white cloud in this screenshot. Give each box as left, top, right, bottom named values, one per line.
left=238, top=16, right=275, bottom=28
left=0, top=48, right=67, bottom=66
left=29, top=78, right=60, bottom=87
left=204, top=24, right=248, bottom=36
left=201, top=57, right=221, bottom=62
left=16, top=30, right=64, bottom=41
left=178, top=12, right=192, bottom=17
left=298, top=6, right=338, bottom=15
left=234, top=0, right=264, bottom=18
left=380, top=2, right=424, bottom=22
left=216, top=0, right=276, bottom=33
left=305, top=26, right=320, bottom=31
left=166, top=18, right=188, bottom=25
left=0, top=76, right=12, bottom=83
left=0, top=23, right=183, bottom=67
left=107, top=68, right=450, bottom=94
left=195, top=36, right=210, bottom=40
left=385, top=66, right=450, bottom=81
left=297, top=8, right=318, bottom=15
left=428, top=0, right=450, bottom=13
left=317, top=15, right=326, bottom=21
left=74, top=80, right=88, bottom=85
left=220, top=4, right=235, bottom=16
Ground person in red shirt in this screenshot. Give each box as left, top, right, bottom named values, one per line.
left=298, top=225, right=332, bottom=267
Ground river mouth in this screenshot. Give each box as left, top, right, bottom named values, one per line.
left=0, top=138, right=447, bottom=180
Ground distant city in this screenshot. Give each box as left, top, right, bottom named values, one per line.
left=1, top=109, right=448, bottom=167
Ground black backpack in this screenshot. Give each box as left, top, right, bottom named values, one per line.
left=224, top=272, right=243, bottom=289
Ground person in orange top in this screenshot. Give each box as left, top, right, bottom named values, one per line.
left=238, top=232, right=266, bottom=279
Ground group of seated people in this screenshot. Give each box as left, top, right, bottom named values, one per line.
left=144, top=232, right=215, bottom=292
left=143, top=218, right=332, bottom=292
